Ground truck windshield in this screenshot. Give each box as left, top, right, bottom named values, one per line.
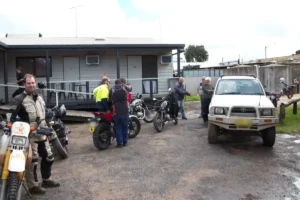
left=215, top=79, right=265, bottom=95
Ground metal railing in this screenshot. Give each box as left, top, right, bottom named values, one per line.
left=1, top=77, right=179, bottom=107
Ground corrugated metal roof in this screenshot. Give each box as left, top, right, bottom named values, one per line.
left=0, top=37, right=185, bottom=50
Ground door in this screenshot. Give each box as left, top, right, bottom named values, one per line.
left=142, top=55, right=158, bottom=94
left=127, top=56, right=142, bottom=94
left=63, top=57, right=80, bottom=96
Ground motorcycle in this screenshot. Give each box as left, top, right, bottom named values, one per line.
left=130, top=93, right=155, bottom=123
left=45, top=105, right=69, bottom=159
left=269, top=92, right=280, bottom=108
left=88, top=109, right=141, bottom=150
left=0, top=120, right=53, bottom=200
left=280, top=78, right=295, bottom=99
left=153, top=88, right=178, bottom=132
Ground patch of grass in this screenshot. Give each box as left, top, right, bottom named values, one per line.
left=184, top=95, right=200, bottom=102
left=276, top=106, right=300, bottom=134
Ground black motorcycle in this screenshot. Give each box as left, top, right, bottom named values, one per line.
left=153, top=88, right=178, bottom=132
left=130, top=93, right=155, bottom=123
left=280, top=80, right=295, bottom=99
left=45, top=104, right=70, bottom=159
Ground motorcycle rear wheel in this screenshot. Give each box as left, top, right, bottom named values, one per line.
left=93, top=123, right=111, bottom=150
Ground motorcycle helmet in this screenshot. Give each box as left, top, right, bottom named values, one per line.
left=45, top=108, right=54, bottom=120
left=279, top=78, right=285, bottom=83
left=38, top=82, right=46, bottom=89
left=56, top=104, right=66, bottom=118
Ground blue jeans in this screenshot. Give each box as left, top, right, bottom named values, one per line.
left=114, top=114, right=129, bottom=145
left=177, top=100, right=186, bottom=118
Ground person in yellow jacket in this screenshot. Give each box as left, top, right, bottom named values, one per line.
left=93, top=77, right=110, bottom=112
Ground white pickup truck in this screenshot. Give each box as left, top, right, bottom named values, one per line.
left=208, top=75, right=279, bottom=147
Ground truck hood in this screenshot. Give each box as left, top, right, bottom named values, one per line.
left=210, top=95, right=274, bottom=108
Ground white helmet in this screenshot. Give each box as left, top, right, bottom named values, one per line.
left=280, top=77, right=285, bottom=83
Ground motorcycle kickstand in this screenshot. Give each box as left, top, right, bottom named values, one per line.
left=22, top=182, right=33, bottom=199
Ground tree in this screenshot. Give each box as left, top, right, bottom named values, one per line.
left=296, top=50, right=300, bottom=55
left=184, top=45, right=209, bottom=62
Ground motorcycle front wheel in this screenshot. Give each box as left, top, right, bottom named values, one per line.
left=153, top=113, right=165, bottom=133
left=52, top=137, right=68, bottom=159
left=128, top=117, right=141, bottom=138
left=7, top=172, right=20, bottom=200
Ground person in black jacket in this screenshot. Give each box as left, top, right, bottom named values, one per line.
left=109, top=79, right=129, bottom=148
left=12, top=66, right=25, bottom=98
left=174, top=77, right=191, bottom=119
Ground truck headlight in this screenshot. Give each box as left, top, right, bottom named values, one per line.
left=210, top=107, right=227, bottom=115
left=11, top=136, right=27, bottom=146
left=260, top=109, right=273, bottom=116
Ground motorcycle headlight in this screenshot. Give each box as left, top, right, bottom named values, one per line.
left=11, top=135, right=27, bottom=146
left=260, top=109, right=274, bottom=116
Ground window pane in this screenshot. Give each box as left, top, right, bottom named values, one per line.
left=17, top=58, right=34, bottom=75
left=142, top=80, right=157, bottom=94
left=35, top=57, right=51, bottom=77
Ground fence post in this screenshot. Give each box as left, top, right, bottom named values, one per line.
left=86, top=81, right=89, bottom=100
left=150, top=80, right=153, bottom=100
left=293, top=102, right=297, bottom=115
left=55, top=92, right=58, bottom=107
left=279, top=103, right=285, bottom=121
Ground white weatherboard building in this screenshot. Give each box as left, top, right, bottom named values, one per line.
left=0, top=35, right=184, bottom=109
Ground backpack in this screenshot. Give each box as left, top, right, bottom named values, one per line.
left=111, top=85, right=128, bottom=104
left=111, top=85, right=130, bottom=113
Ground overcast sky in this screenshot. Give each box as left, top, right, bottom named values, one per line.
left=0, top=0, right=299, bottom=66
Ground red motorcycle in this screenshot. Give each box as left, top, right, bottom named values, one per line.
left=88, top=109, right=141, bottom=150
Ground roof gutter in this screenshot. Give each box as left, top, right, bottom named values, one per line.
left=0, top=41, right=8, bottom=51
left=5, top=44, right=185, bottom=50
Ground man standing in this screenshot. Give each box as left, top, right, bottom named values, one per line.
left=119, top=77, right=133, bottom=103
left=93, top=77, right=110, bottom=112
left=201, top=77, right=214, bottom=124
left=10, top=74, right=60, bottom=195
left=174, top=77, right=191, bottom=120
left=110, top=79, right=129, bottom=147
left=197, top=76, right=206, bottom=118
left=12, top=66, right=25, bottom=98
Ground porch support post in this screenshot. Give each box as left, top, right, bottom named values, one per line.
left=3, top=51, right=8, bottom=103
left=177, top=48, right=180, bottom=77
left=116, top=49, right=120, bottom=79
left=46, top=50, right=50, bottom=104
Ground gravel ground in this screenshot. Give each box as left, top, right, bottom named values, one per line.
left=23, top=117, right=300, bottom=200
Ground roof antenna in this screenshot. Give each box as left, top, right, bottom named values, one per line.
left=70, top=5, right=84, bottom=38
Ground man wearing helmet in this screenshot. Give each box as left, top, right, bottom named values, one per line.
left=10, top=74, right=60, bottom=195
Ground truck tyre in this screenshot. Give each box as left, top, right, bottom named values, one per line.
left=262, top=127, right=276, bottom=147
left=208, top=123, right=218, bottom=144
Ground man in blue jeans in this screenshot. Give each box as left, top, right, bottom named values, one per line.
left=110, top=79, right=129, bottom=147
left=174, top=77, right=191, bottom=120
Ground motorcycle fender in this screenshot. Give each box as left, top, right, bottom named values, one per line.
left=0, top=138, right=9, bottom=166
left=26, top=144, right=33, bottom=167
left=8, top=150, right=26, bottom=172
left=129, top=115, right=138, bottom=119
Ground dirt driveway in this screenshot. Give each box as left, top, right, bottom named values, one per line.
left=26, top=119, right=300, bottom=200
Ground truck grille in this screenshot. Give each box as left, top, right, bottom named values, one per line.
left=230, top=107, right=257, bottom=117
